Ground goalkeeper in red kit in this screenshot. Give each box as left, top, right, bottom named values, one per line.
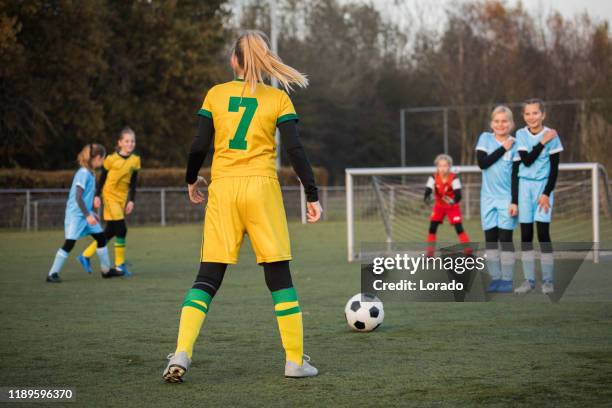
left=424, top=154, right=470, bottom=256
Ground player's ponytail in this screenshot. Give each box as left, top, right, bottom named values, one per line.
left=233, top=30, right=308, bottom=93
left=77, top=143, right=106, bottom=170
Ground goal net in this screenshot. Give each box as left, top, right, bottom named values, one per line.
left=346, top=163, right=612, bottom=262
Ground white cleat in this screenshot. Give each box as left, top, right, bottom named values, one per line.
left=285, top=355, right=318, bottom=378
left=514, top=280, right=535, bottom=295
left=163, top=351, right=190, bottom=383
left=542, top=281, right=555, bottom=295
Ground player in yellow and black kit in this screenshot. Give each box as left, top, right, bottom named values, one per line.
left=78, top=127, right=141, bottom=277
left=162, top=30, right=323, bottom=383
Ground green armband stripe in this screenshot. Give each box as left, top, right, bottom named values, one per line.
left=277, top=113, right=298, bottom=125
left=184, top=288, right=213, bottom=306
left=275, top=306, right=301, bottom=317
left=198, top=109, right=212, bottom=119
left=183, top=300, right=208, bottom=314
left=271, top=287, right=298, bottom=304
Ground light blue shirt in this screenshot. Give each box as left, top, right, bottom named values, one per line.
left=65, top=167, right=95, bottom=218
left=515, top=126, right=564, bottom=181
left=475, top=132, right=519, bottom=201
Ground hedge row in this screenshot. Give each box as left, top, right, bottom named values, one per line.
left=0, top=167, right=329, bottom=188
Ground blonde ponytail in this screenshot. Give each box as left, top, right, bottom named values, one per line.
left=233, top=30, right=308, bottom=93
left=77, top=143, right=106, bottom=170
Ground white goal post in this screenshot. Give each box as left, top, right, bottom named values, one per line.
left=346, top=163, right=612, bottom=262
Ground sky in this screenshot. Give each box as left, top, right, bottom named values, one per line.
left=359, top=0, right=611, bottom=42
left=377, top=0, right=612, bottom=20
left=230, top=0, right=611, bottom=35
left=506, top=0, right=612, bottom=21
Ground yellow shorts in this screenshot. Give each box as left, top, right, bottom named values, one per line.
left=202, top=176, right=292, bottom=264
left=103, top=198, right=126, bottom=221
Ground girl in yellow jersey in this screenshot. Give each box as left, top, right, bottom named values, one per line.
left=163, top=30, right=322, bottom=383
left=79, top=127, right=141, bottom=276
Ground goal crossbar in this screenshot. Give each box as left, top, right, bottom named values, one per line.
left=346, top=163, right=607, bottom=262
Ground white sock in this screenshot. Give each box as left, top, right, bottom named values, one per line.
left=541, top=252, right=554, bottom=282
left=96, top=247, right=111, bottom=273
left=521, top=250, right=536, bottom=281
left=485, top=249, right=501, bottom=280
left=500, top=251, right=516, bottom=281
left=49, top=249, right=69, bottom=276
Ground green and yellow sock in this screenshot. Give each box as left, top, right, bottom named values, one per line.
left=272, top=287, right=303, bottom=365
left=83, top=240, right=98, bottom=258
left=176, top=288, right=213, bottom=358
left=114, top=237, right=125, bottom=266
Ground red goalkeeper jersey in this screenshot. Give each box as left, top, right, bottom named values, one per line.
left=426, top=172, right=461, bottom=207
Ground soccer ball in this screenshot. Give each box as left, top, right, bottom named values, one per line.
left=344, top=293, right=384, bottom=332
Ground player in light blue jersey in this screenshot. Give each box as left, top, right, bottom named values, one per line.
left=46, top=144, right=122, bottom=283
left=514, top=99, right=562, bottom=295
left=475, top=106, right=520, bottom=293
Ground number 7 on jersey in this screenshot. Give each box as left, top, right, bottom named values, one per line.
left=228, top=96, right=258, bottom=150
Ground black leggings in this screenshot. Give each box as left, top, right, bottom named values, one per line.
left=104, top=220, right=127, bottom=240
left=62, top=232, right=106, bottom=253
left=484, top=227, right=514, bottom=251
left=521, top=222, right=552, bottom=253
left=429, top=221, right=465, bottom=235
left=191, top=261, right=293, bottom=297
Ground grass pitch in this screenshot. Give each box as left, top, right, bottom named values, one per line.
left=1, top=221, right=612, bottom=407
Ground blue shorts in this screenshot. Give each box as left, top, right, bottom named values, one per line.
left=480, top=197, right=517, bottom=231
left=64, top=214, right=103, bottom=240
left=518, top=178, right=554, bottom=224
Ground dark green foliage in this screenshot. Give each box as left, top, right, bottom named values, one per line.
left=0, top=0, right=228, bottom=169
left=1, top=0, right=611, bottom=181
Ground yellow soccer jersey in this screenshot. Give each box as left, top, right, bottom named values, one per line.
left=198, top=79, right=298, bottom=180
left=102, top=152, right=141, bottom=203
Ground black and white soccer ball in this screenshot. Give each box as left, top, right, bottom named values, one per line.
left=344, top=293, right=384, bottom=332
